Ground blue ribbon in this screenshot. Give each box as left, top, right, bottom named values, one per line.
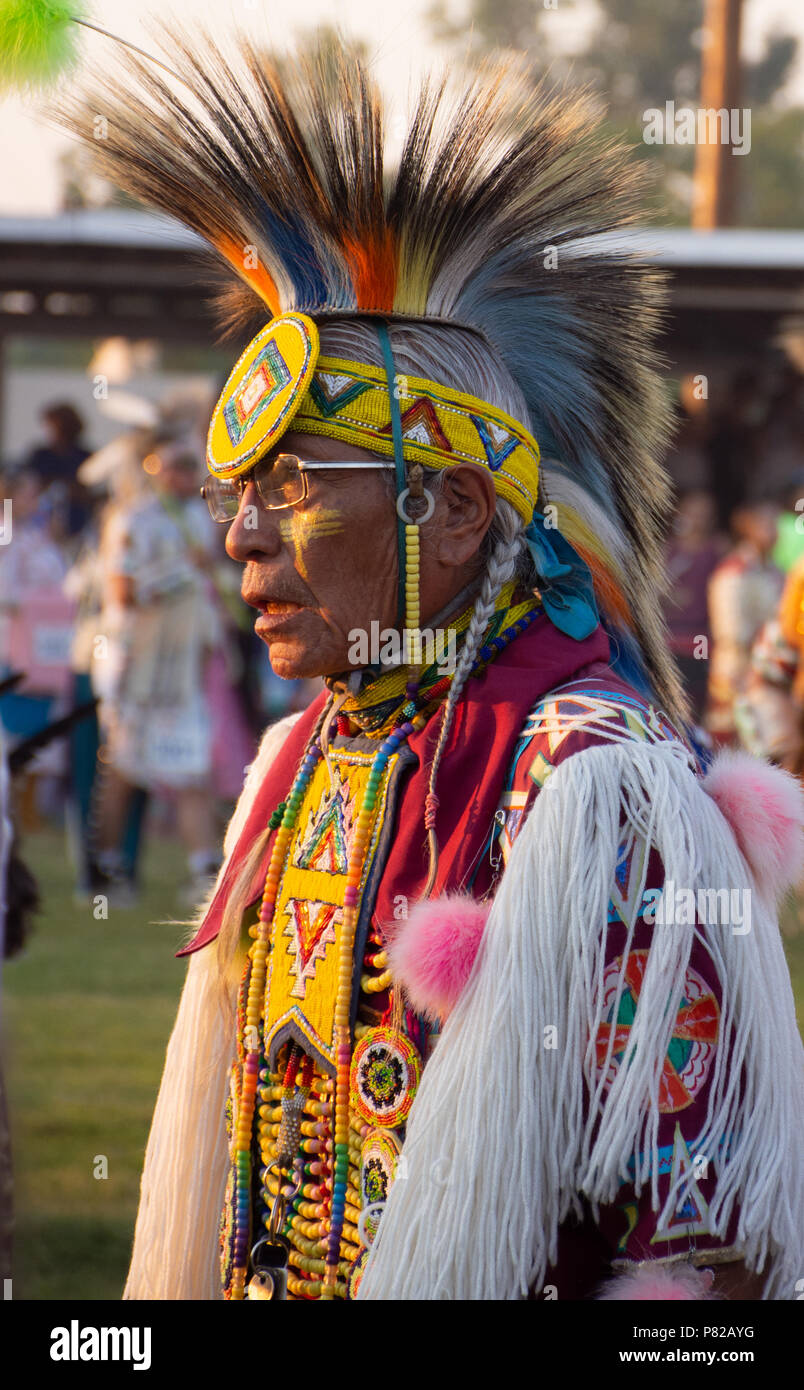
left=524, top=511, right=599, bottom=640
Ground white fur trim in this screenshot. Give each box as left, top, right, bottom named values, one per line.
left=597, top=1262, right=716, bottom=1300
left=123, top=943, right=235, bottom=1298
left=358, top=740, right=804, bottom=1301
left=124, top=711, right=300, bottom=1299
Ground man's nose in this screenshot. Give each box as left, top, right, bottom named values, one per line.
left=225, top=481, right=283, bottom=563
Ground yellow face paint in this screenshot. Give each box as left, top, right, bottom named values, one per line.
left=278, top=507, right=345, bottom=581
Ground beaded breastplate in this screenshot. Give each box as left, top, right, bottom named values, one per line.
left=261, top=736, right=414, bottom=1073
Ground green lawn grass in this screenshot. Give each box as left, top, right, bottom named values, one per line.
left=4, top=827, right=188, bottom=1300
left=5, top=827, right=804, bottom=1301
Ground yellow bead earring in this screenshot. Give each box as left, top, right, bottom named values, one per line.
left=397, top=464, right=434, bottom=664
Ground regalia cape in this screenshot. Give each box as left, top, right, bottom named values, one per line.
left=124, top=626, right=804, bottom=1301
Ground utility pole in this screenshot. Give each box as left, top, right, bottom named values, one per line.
left=693, top=0, right=744, bottom=228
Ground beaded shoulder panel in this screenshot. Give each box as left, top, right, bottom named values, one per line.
left=491, top=677, right=690, bottom=873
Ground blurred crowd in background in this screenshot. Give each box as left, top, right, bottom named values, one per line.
left=0, top=392, right=320, bottom=909
left=663, top=359, right=804, bottom=769
left=1, top=357, right=803, bottom=909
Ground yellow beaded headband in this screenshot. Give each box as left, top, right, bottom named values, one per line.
left=206, top=312, right=541, bottom=524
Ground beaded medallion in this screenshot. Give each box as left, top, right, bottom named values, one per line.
left=207, top=312, right=319, bottom=477
left=350, top=1026, right=422, bottom=1129
left=360, top=1128, right=402, bottom=1208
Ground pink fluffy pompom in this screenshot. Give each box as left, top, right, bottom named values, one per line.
left=598, top=1264, right=716, bottom=1301
left=703, top=751, right=804, bottom=897
left=386, top=894, right=490, bottom=1022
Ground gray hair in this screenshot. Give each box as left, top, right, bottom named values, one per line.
left=317, top=316, right=537, bottom=580
left=318, top=317, right=538, bottom=892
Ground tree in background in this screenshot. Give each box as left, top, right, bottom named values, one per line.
left=426, top=0, right=803, bottom=226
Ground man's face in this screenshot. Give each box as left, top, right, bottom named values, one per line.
left=224, top=432, right=398, bottom=679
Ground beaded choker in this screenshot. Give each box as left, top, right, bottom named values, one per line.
left=326, top=580, right=539, bottom=736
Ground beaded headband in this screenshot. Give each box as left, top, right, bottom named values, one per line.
left=206, top=312, right=541, bottom=524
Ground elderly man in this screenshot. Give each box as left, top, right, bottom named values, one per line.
left=55, top=34, right=803, bottom=1302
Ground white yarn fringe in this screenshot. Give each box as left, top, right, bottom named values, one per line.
left=358, top=740, right=804, bottom=1301
left=124, top=712, right=300, bottom=1299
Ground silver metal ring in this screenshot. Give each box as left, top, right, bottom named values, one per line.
left=396, top=487, right=435, bottom=524
left=268, top=1184, right=286, bottom=1239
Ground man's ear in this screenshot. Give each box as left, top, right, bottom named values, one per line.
left=430, top=466, right=496, bottom=567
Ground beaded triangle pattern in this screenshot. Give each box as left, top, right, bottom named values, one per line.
left=262, top=745, right=403, bottom=1072
left=282, top=900, right=340, bottom=1000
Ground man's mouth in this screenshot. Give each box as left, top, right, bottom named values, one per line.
left=242, top=588, right=305, bottom=616
left=256, top=600, right=304, bottom=615
left=243, top=591, right=308, bottom=635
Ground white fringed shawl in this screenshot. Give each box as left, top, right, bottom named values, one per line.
left=123, top=712, right=300, bottom=1300
left=358, top=739, right=804, bottom=1301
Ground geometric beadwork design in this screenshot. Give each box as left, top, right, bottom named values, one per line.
left=380, top=397, right=452, bottom=452
left=223, top=339, right=292, bottom=445
left=291, top=350, right=541, bottom=523
left=262, top=742, right=400, bottom=1075
left=520, top=688, right=680, bottom=758
left=207, top=312, right=319, bottom=478
left=650, top=1123, right=713, bottom=1243
left=350, top=1026, right=421, bottom=1129
left=282, top=899, right=340, bottom=1000
left=594, top=950, right=719, bottom=1113
left=470, top=413, right=518, bottom=471
left=493, top=685, right=687, bottom=875
left=293, top=768, right=352, bottom=875
left=308, top=372, right=371, bottom=417
left=360, top=1128, right=402, bottom=1208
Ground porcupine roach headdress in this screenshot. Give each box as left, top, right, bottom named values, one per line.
left=47, top=20, right=683, bottom=720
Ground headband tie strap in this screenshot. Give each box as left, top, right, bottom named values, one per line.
left=376, top=321, right=408, bottom=632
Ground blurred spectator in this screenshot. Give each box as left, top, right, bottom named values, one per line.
left=86, top=431, right=252, bottom=904
left=762, top=364, right=804, bottom=506
left=24, top=402, right=92, bottom=539
left=0, top=470, right=74, bottom=707
left=0, top=471, right=76, bottom=828
left=706, top=502, right=783, bottom=746
left=772, top=469, right=804, bottom=575
left=664, top=376, right=712, bottom=494
left=707, top=371, right=767, bottom=531
left=663, top=489, right=724, bottom=722
left=62, top=443, right=145, bottom=899
left=736, top=617, right=801, bottom=773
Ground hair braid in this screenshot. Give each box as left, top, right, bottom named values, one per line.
left=422, top=507, right=525, bottom=895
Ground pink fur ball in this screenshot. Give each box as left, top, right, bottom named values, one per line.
left=598, top=1264, right=716, bottom=1301
left=387, top=894, right=490, bottom=1022
left=703, top=751, right=804, bottom=897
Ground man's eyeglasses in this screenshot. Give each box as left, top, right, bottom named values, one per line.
left=201, top=453, right=395, bottom=523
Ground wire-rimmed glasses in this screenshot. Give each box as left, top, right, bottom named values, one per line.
left=201, top=453, right=396, bottom=523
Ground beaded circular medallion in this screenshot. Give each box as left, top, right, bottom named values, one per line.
left=360, top=1128, right=402, bottom=1208
left=207, top=312, right=319, bottom=478
left=350, top=1026, right=421, bottom=1129
left=347, top=1248, right=370, bottom=1301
